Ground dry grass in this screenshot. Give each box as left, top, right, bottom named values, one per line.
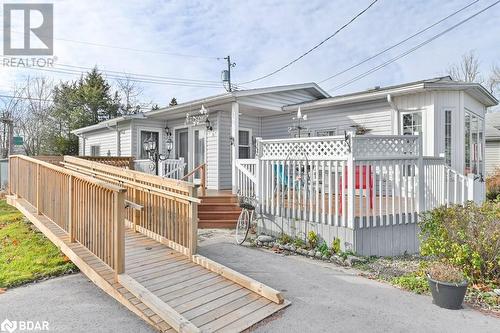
left=427, top=262, right=465, bottom=283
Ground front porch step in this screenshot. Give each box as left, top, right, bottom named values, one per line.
left=198, top=220, right=240, bottom=229
left=198, top=193, right=240, bottom=229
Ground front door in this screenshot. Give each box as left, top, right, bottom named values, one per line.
left=175, top=128, right=189, bottom=174
left=191, top=127, right=206, bottom=184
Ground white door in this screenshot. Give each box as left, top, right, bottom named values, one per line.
left=190, top=127, right=206, bottom=184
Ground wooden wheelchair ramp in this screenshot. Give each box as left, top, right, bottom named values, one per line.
left=121, top=229, right=288, bottom=332
left=7, top=155, right=289, bottom=333
left=9, top=197, right=288, bottom=333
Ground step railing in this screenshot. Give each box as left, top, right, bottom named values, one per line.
left=181, top=163, right=206, bottom=197
left=62, top=156, right=200, bottom=255
left=9, top=155, right=126, bottom=278
left=235, top=159, right=258, bottom=198
left=160, top=158, right=186, bottom=179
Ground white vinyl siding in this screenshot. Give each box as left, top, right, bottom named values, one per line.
left=82, top=129, right=117, bottom=156
left=485, top=140, right=500, bottom=175
left=261, top=100, right=393, bottom=139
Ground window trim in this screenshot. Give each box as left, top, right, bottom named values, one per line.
left=137, top=128, right=162, bottom=160
left=400, top=110, right=423, bottom=136
left=238, top=128, right=252, bottom=159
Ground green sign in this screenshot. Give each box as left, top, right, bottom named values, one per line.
left=13, top=136, right=23, bottom=145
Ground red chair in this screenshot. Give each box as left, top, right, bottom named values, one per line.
left=339, top=165, right=374, bottom=213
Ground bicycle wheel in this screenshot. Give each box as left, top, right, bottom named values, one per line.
left=235, top=209, right=250, bottom=245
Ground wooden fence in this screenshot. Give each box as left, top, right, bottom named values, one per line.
left=62, top=156, right=199, bottom=255
left=9, top=155, right=126, bottom=274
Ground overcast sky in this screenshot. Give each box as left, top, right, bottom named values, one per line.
left=1, top=0, right=499, bottom=106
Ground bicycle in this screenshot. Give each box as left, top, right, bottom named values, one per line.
left=235, top=194, right=260, bottom=245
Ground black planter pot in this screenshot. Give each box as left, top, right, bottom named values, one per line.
left=427, top=275, right=468, bottom=310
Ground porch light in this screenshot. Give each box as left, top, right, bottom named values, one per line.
left=143, top=134, right=157, bottom=152
left=165, top=123, right=173, bottom=158
left=186, top=104, right=210, bottom=126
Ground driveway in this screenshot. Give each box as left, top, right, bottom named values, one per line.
left=198, top=231, right=500, bottom=333
left=1, top=232, right=498, bottom=333
left=0, top=274, right=155, bottom=333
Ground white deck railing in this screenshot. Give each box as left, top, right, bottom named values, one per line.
left=235, top=134, right=484, bottom=231
left=160, top=158, right=186, bottom=179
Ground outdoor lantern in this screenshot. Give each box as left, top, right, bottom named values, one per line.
left=143, top=134, right=157, bottom=153
left=165, top=137, right=173, bottom=157
left=205, top=118, right=213, bottom=132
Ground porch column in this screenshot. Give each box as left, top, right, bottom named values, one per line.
left=231, top=102, right=239, bottom=194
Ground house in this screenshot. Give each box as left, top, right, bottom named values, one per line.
left=485, top=112, right=500, bottom=175
left=72, top=76, right=498, bottom=255
left=72, top=76, right=498, bottom=191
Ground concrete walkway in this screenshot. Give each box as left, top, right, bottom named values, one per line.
left=198, top=232, right=500, bottom=333
left=0, top=274, right=155, bottom=333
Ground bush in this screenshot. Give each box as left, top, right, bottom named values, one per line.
left=331, top=237, right=341, bottom=254
left=307, top=231, right=318, bottom=249
left=486, top=169, right=500, bottom=201
left=391, top=273, right=429, bottom=294
left=419, top=201, right=500, bottom=283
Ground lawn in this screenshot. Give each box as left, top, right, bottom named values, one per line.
left=0, top=200, right=77, bottom=288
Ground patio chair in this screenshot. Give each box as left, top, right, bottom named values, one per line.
left=339, top=165, right=374, bottom=213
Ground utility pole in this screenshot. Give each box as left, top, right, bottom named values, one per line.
left=223, top=56, right=236, bottom=92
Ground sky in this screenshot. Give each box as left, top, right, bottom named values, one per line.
left=0, top=0, right=499, bottom=107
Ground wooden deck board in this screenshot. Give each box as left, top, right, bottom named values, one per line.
left=9, top=196, right=289, bottom=333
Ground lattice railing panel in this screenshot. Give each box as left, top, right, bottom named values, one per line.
left=258, top=136, right=349, bottom=160
left=353, top=136, right=419, bottom=159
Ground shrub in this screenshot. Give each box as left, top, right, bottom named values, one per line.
left=427, top=262, right=465, bottom=283
left=486, top=169, right=500, bottom=201
left=331, top=237, right=341, bottom=254
left=277, top=233, right=293, bottom=245
left=293, top=236, right=305, bottom=249
left=391, top=273, right=429, bottom=294
left=317, top=241, right=329, bottom=256
left=419, top=201, right=500, bottom=283
left=307, top=231, right=318, bottom=249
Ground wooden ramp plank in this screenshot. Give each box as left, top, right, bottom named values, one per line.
left=8, top=197, right=173, bottom=333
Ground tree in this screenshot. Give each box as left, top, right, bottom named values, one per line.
left=0, top=85, right=24, bottom=157
left=116, top=75, right=144, bottom=114
left=169, top=97, right=178, bottom=106
left=17, top=77, right=54, bottom=155
left=446, top=51, right=482, bottom=83
left=488, top=64, right=500, bottom=96
left=50, top=67, right=121, bottom=155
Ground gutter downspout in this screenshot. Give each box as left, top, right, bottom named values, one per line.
left=75, top=133, right=86, bottom=156
left=106, top=124, right=121, bottom=156
left=387, top=94, right=400, bottom=135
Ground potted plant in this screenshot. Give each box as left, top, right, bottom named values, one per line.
left=427, top=262, right=468, bottom=310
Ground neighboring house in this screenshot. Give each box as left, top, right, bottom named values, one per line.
left=485, top=112, right=500, bottom=175
left=72, top=76, right=498, bottom=191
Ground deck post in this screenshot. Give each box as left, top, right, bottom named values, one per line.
left=231, top=101, right=239, bottom=194
left=417, top=133, right=425, bottom=214
left=36, top=164, right=41, bottom=214
left=255, top=137, right=262, bottom=201
left=68, top=175, right=75, bottom=242
left=188, top=186, right=198, bottom=255
left=113, top=190, right=125, bottom=280
left=133, top=188, right=140, bottom=232
left=200, top=164, right=206, bottom=197
left=347, top=132, right=356, bottom=229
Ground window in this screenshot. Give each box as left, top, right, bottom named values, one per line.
left=464, top=113, right=471, bottom=174
left=238, top=130, right=251, bottom=159
left=464, top=110, right=484, bottom=175
left=316, top=128, right=337, bottom=137
left=140, top=131, right=159, bottom=159
left=90, top=145, right=100, bottom=156
left=444, top=110, right=452, bottom=166
left=401, top=112, right=422, bottom=135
